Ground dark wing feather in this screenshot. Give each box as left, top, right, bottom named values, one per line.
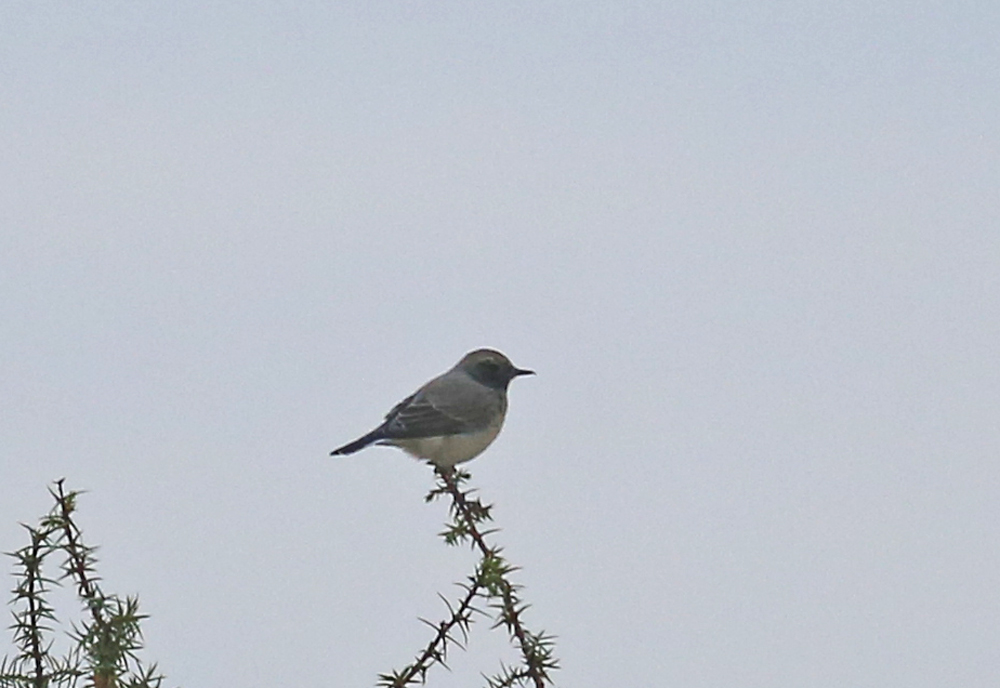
left=381, top=396, right=470, bottom=438
left=380, top=374, right=501, bottom=440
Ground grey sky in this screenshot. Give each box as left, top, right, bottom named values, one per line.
left=3, top=2, right=999, bottom=686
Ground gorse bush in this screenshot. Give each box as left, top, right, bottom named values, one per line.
left=1, top=480, right=166, bottom=688
left=379, top=468, right=558, bottom=688
left=4, top=472, right=558, bottom=688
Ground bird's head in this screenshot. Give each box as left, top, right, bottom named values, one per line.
left=458, top=349, right=535, bottom=390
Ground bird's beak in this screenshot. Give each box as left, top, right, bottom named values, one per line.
left=513, top=367, right=536, bottom=377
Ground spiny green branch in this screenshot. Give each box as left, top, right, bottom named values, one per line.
left=2, top=479, right=169, bottom=688
left=380, top=468, right=558, bottom=688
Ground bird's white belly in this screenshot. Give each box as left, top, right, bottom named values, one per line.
left=390, top=424, right=502, bottom=468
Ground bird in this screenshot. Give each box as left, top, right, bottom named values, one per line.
left=330, top=348, right=534, bottom=468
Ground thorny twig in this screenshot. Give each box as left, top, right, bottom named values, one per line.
left=379, top=468, right=558, bottom=688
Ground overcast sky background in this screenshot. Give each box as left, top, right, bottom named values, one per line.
left=3, top=2, right=999, bottom=686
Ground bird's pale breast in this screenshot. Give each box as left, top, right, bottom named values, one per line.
left=388, top=422, right=503, bottom=468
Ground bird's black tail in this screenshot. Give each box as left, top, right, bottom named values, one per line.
left=330, top=429, right=383, bottom=456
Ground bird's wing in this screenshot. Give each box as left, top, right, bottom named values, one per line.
left=381, top=374, right=501, bottom=439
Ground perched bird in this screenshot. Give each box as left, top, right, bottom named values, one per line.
left=331, top=349, right=534, bottom=468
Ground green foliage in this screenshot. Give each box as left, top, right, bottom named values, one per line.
left=379, top=469, right=559, bottom=688
left=5, top=474, right=557, bottom=688
left=1, top=480, right=168, bottom=688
